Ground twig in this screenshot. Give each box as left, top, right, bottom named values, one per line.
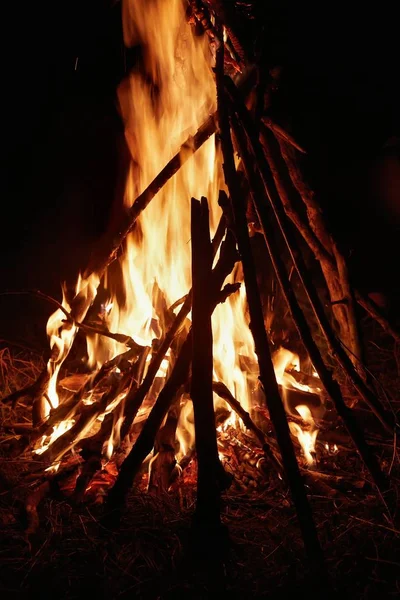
left=84, top=115, right=217, bottom=276
left=191, top=197, right=221, bottom=528
left=262, top=118, right=306, bottom=154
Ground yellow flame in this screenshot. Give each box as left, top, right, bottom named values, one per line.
left=45, top=274, right=99, bottom=413
left=41, top=1, right=325, bottom=471
left=273, top=347, right=322, bottom=394
left=289, top=404, right=318, bottom=465
left=35, top=419, right=75, bottom=456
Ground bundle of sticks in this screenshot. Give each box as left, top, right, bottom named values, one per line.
left=1, top=0, right=399, bottom=576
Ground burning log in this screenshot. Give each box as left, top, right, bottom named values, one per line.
left=105, top=229, right=240, bottom=517
left=39, top=370, right=132, bottom=466
left=191, top=196, right=221, bottom=529
left=215, top=40, right=325, bottom=575
left=8, top=344, right=141, bottom=459
left=70, top=348, right=149, bottom=502
left=117, top=213, right=227, bottom=447
left=226, top=91, right=391, bottom=503
left=72, top=455, right=102, bottom=504
left=207, top=0, right=248, bottom=64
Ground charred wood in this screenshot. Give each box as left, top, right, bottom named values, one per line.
left=105, top=231, right=239, bottom=516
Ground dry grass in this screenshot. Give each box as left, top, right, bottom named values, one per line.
left=0, top=328, right=399, bottom=599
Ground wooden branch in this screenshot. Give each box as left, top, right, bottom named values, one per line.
left=262, top=118, right=307, bottom=154
left=258, top=123, right=334, bottom=267
left=355, top=291, right=400, bottom=344
left=212, top=380, right=282, bottom=473
left=105, top=232, right=239, bottom=516
left=225, top=76, right=396, bottom=435
left=84, top=115, right=217, bottom=277
left=230, top=110, right=390, bottom=504
left=216, top=48, right=325, bottom=574
left=40, top=371, right=131, bottom=465
left=259, top=123, right=400, bottom=368
left=167, top=207, right=226, bottom=312
left=118, top=215, right=227, bottom=445
left=191, top=197, right=221, bottom=528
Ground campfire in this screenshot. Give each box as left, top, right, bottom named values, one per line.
left=1, top=0, right=399, bottom=582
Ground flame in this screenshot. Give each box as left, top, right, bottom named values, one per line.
left=45, top=274, right=99, bottom=413
left=272, top=347, right=321, bottom=394
left=35, top=419, right=75, bottom=456
left=104, top=409, right=125, bottom=460
left=289, top=405, right=318, bottom=465
left=83, top=0, right=256, bottom=440
left=40, top=0, right=326, bottom=479
left=176, top=398, right=195, bottom=461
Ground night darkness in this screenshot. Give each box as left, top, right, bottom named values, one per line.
left=1, top=1, right=399, bottom=349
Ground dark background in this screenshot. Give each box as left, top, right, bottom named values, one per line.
left=1, top=1, right=399, bottom=349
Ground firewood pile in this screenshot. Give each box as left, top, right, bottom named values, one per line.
left=1, top=0, right=400, bottom=590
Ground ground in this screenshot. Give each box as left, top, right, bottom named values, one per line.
left=0, top=315, right=400, bottom=599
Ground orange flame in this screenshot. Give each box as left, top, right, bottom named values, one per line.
left=40, top=0, right=324, bottom=475
left=289, top=405, right=318, bottom=466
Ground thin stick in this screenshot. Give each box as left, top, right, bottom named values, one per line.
left=212, top=381, right=282, bottom=473
left=118, top=214, right=227, bottom=444
left=191, top=197, right=221, bottom=528
left=216, top=43, right=325, bottom=575
left=84, top=115, right=217, bottom=276
left=262, top=118, right=307, bottom=154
